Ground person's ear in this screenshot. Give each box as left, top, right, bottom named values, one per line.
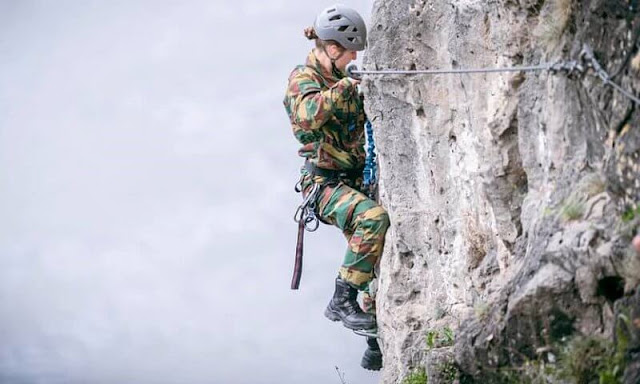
left=328, top=45, right=340, bottom=58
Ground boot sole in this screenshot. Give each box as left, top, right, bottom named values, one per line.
left=324, top=306, right=376, bottom=331
left=324, top=306, right=342, bottom=322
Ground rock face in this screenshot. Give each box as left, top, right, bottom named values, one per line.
left=362, top=0, right=640, bottom=382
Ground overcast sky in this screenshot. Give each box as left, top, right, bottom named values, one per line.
left=0, top=1, right=379, bottom=383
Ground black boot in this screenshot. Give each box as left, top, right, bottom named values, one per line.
left=324, top=277, right=377, bottom=330
left=361, top=337, right=382, bottom=371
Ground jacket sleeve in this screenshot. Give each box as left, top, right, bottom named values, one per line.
left=285, top=71, right=357, bottom=132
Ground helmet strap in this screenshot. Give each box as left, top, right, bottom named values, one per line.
left=322, top=45, right=346, bottom=75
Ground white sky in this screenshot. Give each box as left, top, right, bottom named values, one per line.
left=0, top=1, right=379, bottom=383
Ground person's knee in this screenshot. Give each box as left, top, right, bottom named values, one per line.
left=378, top=209, right=390, bottom=232
left=364, top=206, right=389, bottom=233
left=352, top=203, right=389, bottom=237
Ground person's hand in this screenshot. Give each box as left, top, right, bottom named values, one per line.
left=343, top=77, right=360, bottom=88
left=335, top=77, right=360, bottom=98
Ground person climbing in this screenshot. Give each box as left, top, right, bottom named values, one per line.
left=283, top=4, right=389, bottom=372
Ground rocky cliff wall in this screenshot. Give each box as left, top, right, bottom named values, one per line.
left=362, top=0, right=640, bottom=382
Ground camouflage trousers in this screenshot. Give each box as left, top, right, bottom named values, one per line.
left=301, top=171, right=390, bottom=310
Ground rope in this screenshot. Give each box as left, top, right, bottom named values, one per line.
left=350, top=44, right=638, bottom=200
left=349, top=63, right=554, bottom=76
left=363, top=120, right=377, bottom=195
left=346, top=44, right=639, bottom=106
left=581, top=45, right=640, bottom=106
left=605, top=79, right=640, bottom=105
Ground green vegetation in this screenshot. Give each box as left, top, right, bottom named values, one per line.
left=402, top=368, right=427, bottom=384
left=425, top=326, right=454, bottom=349
left=474, top=301, right=490, bottom=321
left=496, top=359, right=556, bottom=384
left=494, top=321, right=629, bottom=384
left=437, top=362, right=458, bottom=384
left=556, top=173, right=608, bottom=222
left=621, top=205, right=640, bottom=222
left=404, top=302, right=630, bottom=384
left=556, top=336, right=613, bottom=383
left=560, top=199, right=585, bottom=221
left=556, top=323, right=628, bottom=384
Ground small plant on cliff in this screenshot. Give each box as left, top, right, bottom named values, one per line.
left=556, top=326, right=628, bottom=384
left=558, top=174, right=607, bottom=222
left=436, top=362, right=458, bottom=384
left=425, top=327, right=454, bottom=349
left=442, top=327, right=454, bottom=345
left=402, top=367, right=427, bottom=384
left=474, top=301, right=490, bottom=320
left=560, top=199, right=585, bottom=222
left=497, top=359, right=557, bottom=384
left=621, top=204, right=640, bottom=222
left=556, top=336, right=609, bottom=383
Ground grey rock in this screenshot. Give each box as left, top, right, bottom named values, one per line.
left=364, top=0, right=640, bottom=382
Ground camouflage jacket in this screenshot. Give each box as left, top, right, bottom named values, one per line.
left=283, top=50, right=366, bottom=171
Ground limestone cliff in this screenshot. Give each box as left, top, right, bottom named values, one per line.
left=362, top=0, right=640, bottom=382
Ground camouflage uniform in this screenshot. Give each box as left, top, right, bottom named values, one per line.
left=283, top=51, right=390, bottom=294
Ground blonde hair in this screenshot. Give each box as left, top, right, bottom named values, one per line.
left=304, top=26, right=345, bottom=53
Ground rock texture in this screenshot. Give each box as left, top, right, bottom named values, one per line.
left=362, top=0, right=640, bottom=382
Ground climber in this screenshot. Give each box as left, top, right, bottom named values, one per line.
left=283, top=4, right=389, bottom=371
left=633, top=232, right=640, bottom=254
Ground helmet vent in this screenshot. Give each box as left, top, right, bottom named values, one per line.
left=327, top=8, right=336, bottom=12
left=338, top=25, right=349, bottom=32
left=329, top=15, right=342, bottom=21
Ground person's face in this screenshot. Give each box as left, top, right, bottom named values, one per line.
left=327, top=45, right=357, bottom=71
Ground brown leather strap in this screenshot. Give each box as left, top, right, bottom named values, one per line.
left=291, top=219, right=305, bottom=290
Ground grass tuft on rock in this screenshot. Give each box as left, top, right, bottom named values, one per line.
left=425, top=327, right=454, bottom=349
left=560, top=199, right=585, bottom=222
left=402, top=367, right=427, bottom=384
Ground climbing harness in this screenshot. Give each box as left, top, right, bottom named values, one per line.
left=291, top=159, right=370, bottom=289
left=346, top=44, right=639, bottom=106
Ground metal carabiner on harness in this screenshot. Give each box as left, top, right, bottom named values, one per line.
left=293, top=182, right=321, bottom=232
